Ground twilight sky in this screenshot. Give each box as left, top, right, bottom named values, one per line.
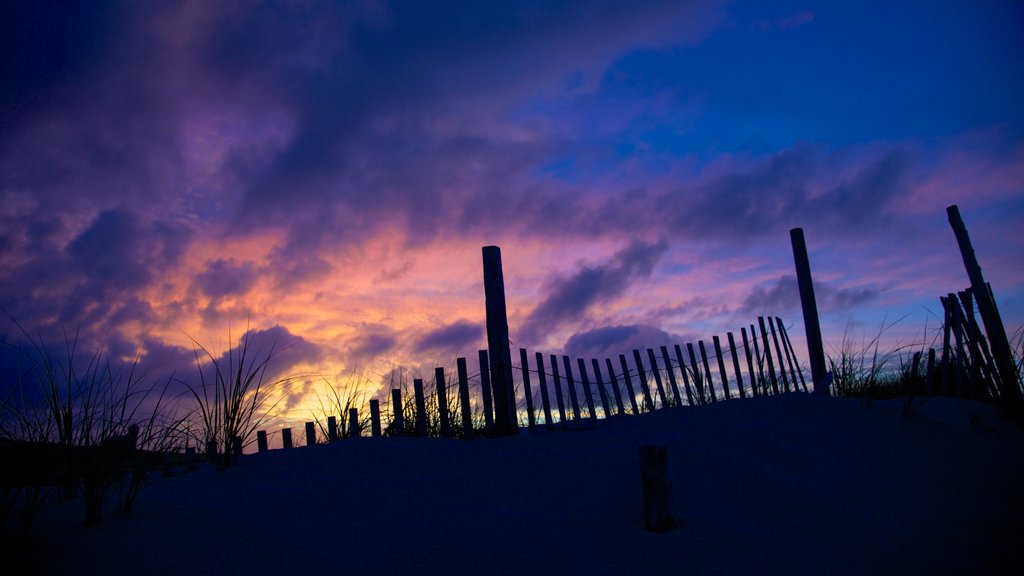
left=2, top=1, right=1022, bottom=415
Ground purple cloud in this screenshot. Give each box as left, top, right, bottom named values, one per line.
left=415, top=320, right=482, bottom=354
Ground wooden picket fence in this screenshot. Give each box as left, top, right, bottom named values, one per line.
left=249, top=315, right=809, bottom=451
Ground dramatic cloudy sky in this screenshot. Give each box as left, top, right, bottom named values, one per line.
left=2, top=1, right=1022, bottom=415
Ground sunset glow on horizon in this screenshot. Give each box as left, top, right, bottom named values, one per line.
left=2, top=1, right=1022, bottom=421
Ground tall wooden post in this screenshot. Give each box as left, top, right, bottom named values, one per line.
left=947, top=205, right=1023, bottom=411
left=457, top=357, right=473, bottom=436
left=790, top=228, right=829, bottom=394
left=482, top=246, right=517, bottom=436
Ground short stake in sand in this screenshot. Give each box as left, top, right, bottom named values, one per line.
left=640, top=445, right=674, bottom=532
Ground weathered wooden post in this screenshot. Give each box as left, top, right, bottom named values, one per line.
left=435, top=367, right=451, bottom=438
left=947, top=205, right=1022, bottom=411
left=370, top=399, right=382, bottom=437
left=391, top=389, right=404, bottom=436
left=457, top=357, right=473, bottom=436
left=640, top=445, right=674, bottom=532
left=790, top=228, right=829, bottom=394
left=256, top=430, right=269, bottom=453
left=520, top=349, right=536, bottom=431
left=413, top=378, right=428, bottom=437
left=327, top=416, right=338, bottom=442
left=482, top=246, right=517, bottom=436
left=478, top=350, right=495, bottom=432
left=281, top=428, right=293, bottom=449
left=348, top=408, right=360, bottom=438
left=536, top=353, right=554, bottom=430
left=305, top=422, right=316, bottom=447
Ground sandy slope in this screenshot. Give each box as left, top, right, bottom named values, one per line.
left=19, top=394, right=1024, bottom=575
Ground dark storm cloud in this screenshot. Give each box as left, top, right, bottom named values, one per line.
left=519, top=240, right=669, bottom=343
left=563, top=323, right=677, bottom=360
left=345, top=328, right=399, bottom=364
left=414, top=320, right=482, bottom=354
left=195, top=259, right=260, bottom=298
left=740, top=275, right=880, bottom=315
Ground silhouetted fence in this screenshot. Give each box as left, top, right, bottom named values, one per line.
left=251, top=316, right=809, bottom=451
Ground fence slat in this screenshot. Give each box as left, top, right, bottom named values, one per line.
left=749, top=324, right=768, bottom=396
left=348, top=408, right=360, bottom=438
left=767, top=317, right=791, bottom=393
left=605, top=358, right=626, bottom=415
left=698, top=341, right=718, bottom=403
left=457, top=357, right=473, bottom=436
left=520, top=349, right=536, bottom=431
left=478, top=351, right=495, bottom=431
left=758, top=318, right=780, bottom=396
left=257, top=430, right=268, bottom=453
left=591, top=359, right=612, bottom=418
left=551, top=354, right=567, bottom=424
left=327, top=416, right=338, bottom=442
left=713, top=336, right=732, bottom=400
left=535, top=353, right=554, bottom=430
left=727, top=332, right=747, bottom=399
left=391, top=389, right=404, bottom=436
left=305, top=422, right=316, bottom=447
left=632, top=349, right=656, bottom=412
left=674, top=345, right=696, bottom=406
left=414, top=378, right=428, bottom=437
left=646, top=348, right=669, bottom=408
left=687, top=343, right=706, bottom=405
left=282, top=428, right=292, bottom=449
left=435, top=367, right=451, bottom=438
left=619, top=354, right=641, bottom=415
left=562, top=356, right=582, bottom=421
left=577, top=358, right=597, bottom=420
left=660, top=346, right=682, bottom=407
left=370, top=399, right=382, bottom=437
left=776, top=319, right=808, bottom=393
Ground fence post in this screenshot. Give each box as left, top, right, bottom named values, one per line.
left=749, top=324, right=769, bottom=396
left=257, top=430, right=268, bottom=453
left=348, top=408, right=360, bottom=438
left=435, top=367, right=451, bottom=438
left=727, top=333, right=747, bottom=399
left=591, top=359, right=612, bottom=418
left=776, top=319, right=809, bottom=393
left=632, top=349, right=655, bottom=412
left=282, top=428, right=293, bottom=449
left=482, top=246, right=517, bottom=436
left=536, top=353, right=554, bottom=430
left=414, top=378, right=428, bottom=437
left=370, top=399, right=382, bottom=437
left=605, top=358, right=627, bottom=415
left=640, top=445, right=674, bottom=532
left=457, top=357, right=473, bottom=437
left=478, top=350, right=495, bottom=432
left=577, top=358, right=597, bottom=420
left=520, top=349, right=536, bottom=431
left=790, top=228, right=829, bottom=394
left=646, top=349, right=669, bottom=407
left=673, top=345, right=696, bottom=406
left=391, top=389, right=404, bottom=436
left=305, top=422, right=316, bottom=447
left=327, top=416, right=338, bottom=442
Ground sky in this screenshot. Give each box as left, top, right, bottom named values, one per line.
left=2, top=0, right=1022, bottom=419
